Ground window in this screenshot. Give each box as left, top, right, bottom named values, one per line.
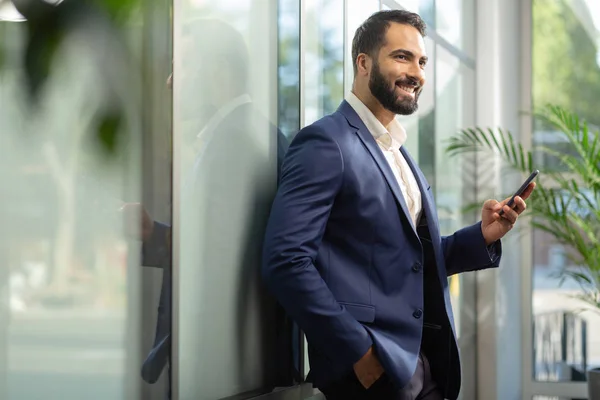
left=435, top=0, right=475, bottom=56
left=278, top=0, right=301, bottom=139
left=304, top=0, right=344, bottom=126
left=531, top=0, right=600, bottom=384
left=345, top=0, right=380, bottom=95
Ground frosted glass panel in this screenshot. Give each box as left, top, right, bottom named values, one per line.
left=0, top=17, right=142, bottom=400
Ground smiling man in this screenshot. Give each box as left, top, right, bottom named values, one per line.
left=262, top=10, right=534, bottom=400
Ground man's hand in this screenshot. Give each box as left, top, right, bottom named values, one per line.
left=481, top=182, right=536, bottom=245
left=120, top=202, right=154, bottom=241
left=353, top=346, right=384, bottom=389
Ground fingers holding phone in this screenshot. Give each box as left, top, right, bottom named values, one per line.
left=481, top=171, right=538, bottom=245
left=120, top=203, right=154, bottom=241
left=498, top=170, right=538, bottom=217
left=498, top=183, right=534, bottom=219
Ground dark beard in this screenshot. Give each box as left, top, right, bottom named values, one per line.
left=369, top=61, right=420, bottom=115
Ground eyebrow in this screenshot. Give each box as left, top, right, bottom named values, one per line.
left=389, top=49, right=428, bottom=64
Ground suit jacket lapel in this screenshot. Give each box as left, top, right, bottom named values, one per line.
left=338, top=101, right=417, bottom=237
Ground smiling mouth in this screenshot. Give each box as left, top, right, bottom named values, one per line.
left=396, top=83, right=417, bottom=96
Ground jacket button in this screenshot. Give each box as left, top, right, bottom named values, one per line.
left=413, top=309, right=423, bottom=319
left=412, top=262, right=422, bottom=272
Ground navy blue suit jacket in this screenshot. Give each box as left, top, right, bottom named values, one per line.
left=262, top=101, right=501, bottom=397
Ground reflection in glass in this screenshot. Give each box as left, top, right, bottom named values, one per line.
left=135, top=2, right=173, bottom=399
left=173, top=1, right=288, bottom=398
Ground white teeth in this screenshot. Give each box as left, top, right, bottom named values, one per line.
left=398, top=85, right=414, bottom=94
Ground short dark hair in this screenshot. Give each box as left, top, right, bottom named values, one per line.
left=351, top=10, right=427, bottom=75
left=183, top=19, right=250, bottom=93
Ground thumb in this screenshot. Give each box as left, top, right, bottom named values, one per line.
left=483, top=199, right=503, bottom=214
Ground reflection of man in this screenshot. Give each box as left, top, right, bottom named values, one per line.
left=123, top=19, right=290, bottom=399
left=262, top=10, right=534, bottom=400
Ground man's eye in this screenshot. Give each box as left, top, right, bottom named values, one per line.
left=395, top=55, right=406, bottom=60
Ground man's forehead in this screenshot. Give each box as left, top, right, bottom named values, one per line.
left=382, top=22, right=427, bottom=56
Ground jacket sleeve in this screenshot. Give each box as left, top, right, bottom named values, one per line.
left=141, top=221, right=171, bottom=269
left=262, top=126, right=373, bottom=369
left=442, top=221, right=502, bottom=276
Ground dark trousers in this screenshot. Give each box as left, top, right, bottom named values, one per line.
left=319, top=352, right=444, bottom=400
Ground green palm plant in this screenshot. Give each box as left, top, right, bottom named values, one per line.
left=446, top=104, right=600, bottom=311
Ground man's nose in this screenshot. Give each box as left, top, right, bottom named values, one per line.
left=407, top=64, right=425, bottom=86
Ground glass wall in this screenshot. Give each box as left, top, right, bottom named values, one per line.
left=172, top=1, right=286, bottom=399
left=530, top=0, right=600, bottom=388
left=0, top=1, right=168, bottom=399
left=304, top=0, right=344, bottom=125
left=345, top=0, right=380, bottom=95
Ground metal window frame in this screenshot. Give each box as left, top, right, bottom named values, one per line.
left=380, top=0, right=476, bottom=68
left=299, top=0, right=306, bottom=130
left=520, top=1, right=534, bottom=398
left=171, top=0, right=182, bottom=399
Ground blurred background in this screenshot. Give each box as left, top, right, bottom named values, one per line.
left=0, top=0, right=598, bottom=399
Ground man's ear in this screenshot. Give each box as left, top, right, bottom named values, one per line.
left=356, top=53, right=372, bottom=77
left=208, top=56, right=226, bottom=81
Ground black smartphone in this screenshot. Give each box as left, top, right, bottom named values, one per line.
left=498, top=170, right=539, bottom=216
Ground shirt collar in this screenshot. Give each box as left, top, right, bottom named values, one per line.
left=196, top=93, right=252, bottom=141
left=346, top=91, right=407, bottom=150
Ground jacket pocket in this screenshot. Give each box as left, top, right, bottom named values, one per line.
left=339, top=302, right=375, bottom=323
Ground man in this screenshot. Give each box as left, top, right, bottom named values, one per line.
left=122, top=19, right=292, bottom=399
left=262, top=10, right=534, bottom=400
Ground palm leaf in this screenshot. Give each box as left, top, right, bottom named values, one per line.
left=445, top=104, right=600, bottom=311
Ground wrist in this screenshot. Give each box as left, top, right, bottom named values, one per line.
left=481, top=225, right=495, bottom=246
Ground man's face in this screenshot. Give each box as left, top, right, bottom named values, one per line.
left=368, top=23, right=428, bottom=115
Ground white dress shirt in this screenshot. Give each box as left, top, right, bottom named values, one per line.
left=346, top=91, right=422, bottom=227
left=194, top=93, right=252, bottom=157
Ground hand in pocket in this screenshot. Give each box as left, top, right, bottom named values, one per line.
left=353, top=346, right=385, bottom=389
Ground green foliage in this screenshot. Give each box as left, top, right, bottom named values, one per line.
left=92, top=0, right=139, bottom=23
left=95, top=108, right=124, bottom=156
left=2, top=0, right=139, bottom=156
left=446, top=0, right=600, bottom=311
left=533, top=0, right=600, bottom=128
left=446, top=104, right=600, bottom=311
left=0, top=24, right=4, bottom=70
